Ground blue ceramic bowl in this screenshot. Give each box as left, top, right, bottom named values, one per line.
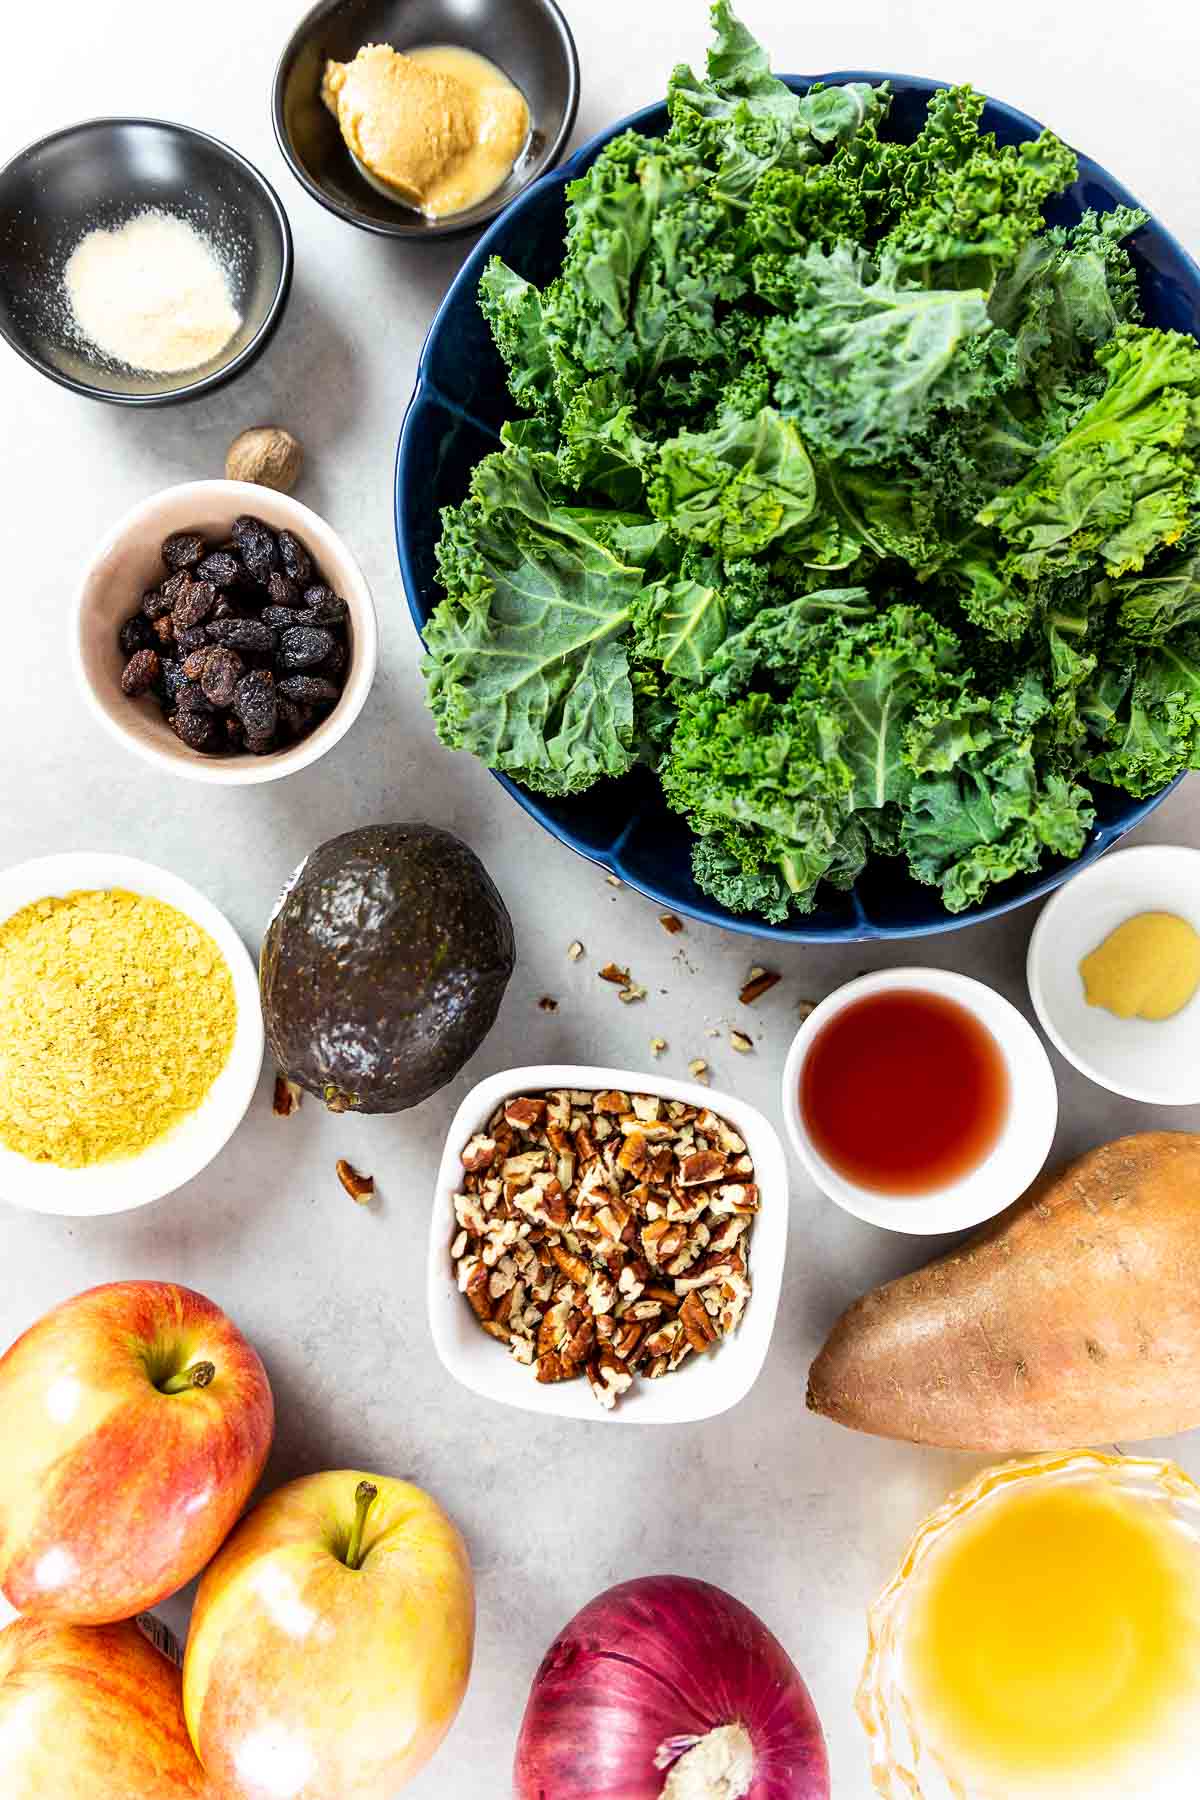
left=396, top=76, right=1195, bottom=941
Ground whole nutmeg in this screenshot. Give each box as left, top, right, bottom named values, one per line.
left=226, top=426, right=303, bottom=493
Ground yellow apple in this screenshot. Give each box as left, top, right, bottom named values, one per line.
left=0, top=1281, right=274, bottom=1625
left=184, top=1471, right=474, bottom=1799
left=0, top=1614, right=216, bottom=1798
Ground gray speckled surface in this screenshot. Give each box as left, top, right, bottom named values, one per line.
left=3, top=1, right=1200, bottom=1793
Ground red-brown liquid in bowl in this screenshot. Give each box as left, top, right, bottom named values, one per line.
left=800, top=989, right=1010, bottom=1194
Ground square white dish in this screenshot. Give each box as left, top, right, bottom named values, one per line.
left=427, top=1064, right=788, bottom=1424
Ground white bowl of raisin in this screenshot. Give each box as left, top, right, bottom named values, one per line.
left=73, top=479, right=378, bottom=783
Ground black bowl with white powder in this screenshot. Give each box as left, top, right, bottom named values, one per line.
left=0, top=117, right=293, bottom=405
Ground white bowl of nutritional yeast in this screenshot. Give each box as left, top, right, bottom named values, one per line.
left=0, top=852, right=264, bottom=1217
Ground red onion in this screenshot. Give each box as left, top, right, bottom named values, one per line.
left=514, top=1575, right=829, bottom=1800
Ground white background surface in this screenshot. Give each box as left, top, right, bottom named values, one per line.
left=3, top=2, right=1200, bottom=1794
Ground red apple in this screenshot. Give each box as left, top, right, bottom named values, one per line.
left=184, top=1471, right=474, bottom=1798
left=0, top=1613, right=216, bottom=1797
left=0, top=1280, right=274, bottom=1624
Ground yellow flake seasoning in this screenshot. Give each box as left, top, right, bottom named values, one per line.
left=0, top=889, right=236, bottom=1168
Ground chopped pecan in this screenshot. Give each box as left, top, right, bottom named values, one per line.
left=587, top=1351, right=635, bottom=1411
left=680, top=1291, right=720, bottom=1352
left=504, top=1096, right=547, bottom=1132
left=679, top=1149, right=727, bottom=1187
left=273, top=1074, right=301, bottom=1116
left=461, top=1134, right=497, bottom=1173
left=336, top=1160, right=374, bottom=1204
left=739, top=968, right=781, bottom=1005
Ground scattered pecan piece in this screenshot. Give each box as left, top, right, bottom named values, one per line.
left=273, top=1074, right=302, bottom=1116
left=739, top=968, right=781, bottom=1005
left=658, top=913, right=684, bottom=935
left=336, top=1159, right=374, bottom=1204
left=598, top=963, right=629, bottom=985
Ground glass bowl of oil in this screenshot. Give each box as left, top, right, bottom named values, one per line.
left=858, top=1450, right=1200, bottom=1799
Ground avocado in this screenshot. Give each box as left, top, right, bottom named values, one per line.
left=260, top=823, right=515, bottom=1113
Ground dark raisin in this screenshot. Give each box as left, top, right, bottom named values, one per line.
left=172, top=578, right=217, bottom=631
left=182, top=649, right=212, bottom=680
left=230, top=516, right=278, bottom=582
left=160, top=569, right=193, bottom=607
left=266, top=571, right=301, bottom=610
left=207, top=618, right=275, bottom=655
left=301, top=585, right=347, bottom=624
left=233, top=669, right=277, bottom=739
left=246, top=733, right=277, bottom=755
left=277, top=530, right=313, bottom=585
left=195, top=550, right=243, bottom=587
left=141, top=586, right=173, bottom=620
left=156, top=658, right=187, bottom=706
left=318, top=639, right=348, bottom=680
left=118, top=614, right=152, bottom=656
left=120, top=649, right=161, bottom=696
left=201, top=646, right=243, bottom=708
left=277, top=675, right=340, bottom=704
left=231, top=514, right=271, bottom=541
left=261, top=607, right=301, bottom=630
left=175, top=679, right=216, bottom=714
left=279, top=626, right=335, bottom=670
left=151, top=615, right=176, bottom=648
left=174, top=625, right=211, bottom=658
left=161, top=530, right=206, bottom=571
left=170, top=709, right=220, bottom=751
left=212, top=595, right=238, bottom=620
left=275, top=696, right=306, bottom=739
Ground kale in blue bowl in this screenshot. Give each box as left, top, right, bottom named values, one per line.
left=397, top=1, right=1198, bottom=941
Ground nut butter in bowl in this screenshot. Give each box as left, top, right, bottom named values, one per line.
left=321, top=42, right=531, bottom=218
left=272, top=0, right=580, bottom=239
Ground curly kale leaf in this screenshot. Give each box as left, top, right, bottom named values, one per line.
left=1104, top=538, right=1200, bottom=642
left=989, top=206, right=1147, bottom=391
left=1087, top=633, right=1200, bottom=795
left=704, top=587, right=875, bottom=698
left=901, top=677, right=1095, bottom=911
left=556, top=375, right=653, bottom=509
left=874, top=85, right=1079, bottom=286
left=662, top=687, right=855, bottom=911
left=648, top=407, right=817, bottom=555
left=668, top=1, right=887, bottom=198
left=423, top=449, right=646, bottom=795
left=980, top=324, right=1200, bottom=583
left=664, top=606, right=961, bottom=915
left=538, top=131, right=744, bottom=411
left=479, top=260, right=567, bottom=420
left=763, top=245, right=997, bottom=464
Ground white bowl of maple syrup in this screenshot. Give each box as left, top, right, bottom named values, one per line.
left=781, top=968, right=1058, bottom=1236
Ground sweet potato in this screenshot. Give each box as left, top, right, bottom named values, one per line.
left=807, top=1132, right=1200, bottom=1451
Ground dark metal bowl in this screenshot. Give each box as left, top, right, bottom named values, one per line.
left=0, top=117, right=293, bottom=406
left=396, top=77, right=1195, bottom=943
left=272, top=0, right=579, bottom=239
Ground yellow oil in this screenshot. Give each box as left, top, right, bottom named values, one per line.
left=905, top=1476, right=1200, bottom=1783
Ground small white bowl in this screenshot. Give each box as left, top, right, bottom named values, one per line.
left=427, top=1064, right=789, bottom=1424
left=73, top=479, right=378, bottom=784
left=0, top=852, right=264, bottom=1216
left=1028, top=843, right=1200, bottom=1104
left=781, top=968, right=1058, bottom=1236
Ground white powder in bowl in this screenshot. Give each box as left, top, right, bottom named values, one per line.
left=63, top=209, right=242, bottom=375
